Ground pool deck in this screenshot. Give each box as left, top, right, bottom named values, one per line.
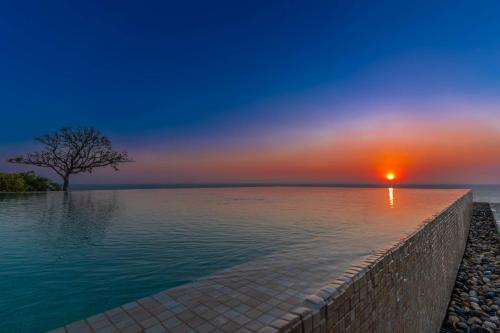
left=48, top=190, right=472, bottom=333
left=48, top=231, right=369, bottom=333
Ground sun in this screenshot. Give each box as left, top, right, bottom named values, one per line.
left=386, top=172, right=395, bottom=181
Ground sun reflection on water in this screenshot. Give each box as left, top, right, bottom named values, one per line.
left=388, top=187, right=394, bottom=208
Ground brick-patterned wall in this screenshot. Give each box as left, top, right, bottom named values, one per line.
left=261, top=190, right=473, bottom=333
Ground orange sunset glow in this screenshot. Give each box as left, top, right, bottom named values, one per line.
left=92, top=112, right=500, bottom=185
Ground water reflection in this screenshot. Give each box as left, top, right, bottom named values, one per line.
left=37, top=192, right=119, bottom=246
left=0, top=192, right=47, bottom=202
left=388, top=187, right=395, bottom=208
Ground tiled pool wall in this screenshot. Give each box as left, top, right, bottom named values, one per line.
left=49, top=190, right=472, bottom=333
left=260, top=190, right=473, bottom=333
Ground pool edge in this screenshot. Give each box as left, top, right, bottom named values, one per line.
left=258, top=189, right=473, bottom=333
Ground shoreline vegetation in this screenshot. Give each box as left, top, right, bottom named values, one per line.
left=0, top=171, right=61, bottom=192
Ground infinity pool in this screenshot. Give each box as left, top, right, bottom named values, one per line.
left=0, top=187, right=466, bottom=332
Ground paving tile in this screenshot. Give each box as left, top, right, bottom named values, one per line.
left=95, top=326, right=119, bottom=333
left=87, top=314, right=107, bottom=324
left=121, top=324, right=143, bottom=333
left=169, top=323, right=191, bottom=333
left=178, top=309, right=197, bottom=322
left=233, top=314, right=251, bottom=326
left=256, top=326, right=279, bottom=333
left=199, top=309, right=218, bottom=321
left=212, top=314, right=229, bottom=327
left=144, top=323, right=166, bottom=333
left=234, top=328, right=253, bottom=333
left=257, top=314, right=276, bottom=325
left=156, top=310, right=175, bottom=321
left=220, top=319, right=241, bottom=332
left=110, top=314, right=136, bottom=330
left=195, top=321, right=216, bottom=333
left=185, top=315, right=207, bottom=328
left=140, top=317, right=159, bottom=329
left=106, top=308, right=125, bottom=318
left=89, top=318, right=115, bottom=331
left=213, top=304, right=230, bottom=314
left=246, top=320, right=265, bottom=332
left=162, top=317, right=182, bottom=330
left=65, top=320, right=92, bottom=333
left=122, top=302, right=141, bottom=311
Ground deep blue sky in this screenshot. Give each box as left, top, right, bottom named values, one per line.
left=1, top=1, right=500, bottom=183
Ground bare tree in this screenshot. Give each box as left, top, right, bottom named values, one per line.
left=9, top=127, right=132, bottom=191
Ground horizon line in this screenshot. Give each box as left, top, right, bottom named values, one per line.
left=69, top=182, right=500, bottom=189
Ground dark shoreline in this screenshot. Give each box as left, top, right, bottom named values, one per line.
left=441, top=203, right=500, bottom=333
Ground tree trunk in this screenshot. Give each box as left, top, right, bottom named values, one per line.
left=62, top=174, right=70, bottom=191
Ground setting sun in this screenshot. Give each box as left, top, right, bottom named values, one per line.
left=386, top=172, right=395, bottom=181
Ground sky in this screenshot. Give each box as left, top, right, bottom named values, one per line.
left=1, top=0, right=500, bottom=184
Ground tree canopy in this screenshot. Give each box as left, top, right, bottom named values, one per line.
left=9, top=127, right=132, bottom=191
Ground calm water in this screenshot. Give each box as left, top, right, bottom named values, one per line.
left=0, top=187, right=466, bottom=332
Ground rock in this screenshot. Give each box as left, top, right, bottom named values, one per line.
left=471, top=302, right=482, bottom=310
left=468, top=316, right=483, bottom=325
left=471, top=310, right=485, bottom=318
left=470, top=324, right=490, bottom=333
left=467, top=279, right=478, bottom=286
left=448, top=314, right=460, bottom=327
left=453, top=306, right=466, bottom=315
left=441, top=203, right=500, bottom=332
left=485, top=291, right=497, bottom=298
left=482, top=320, right=497, bottom=330
left=489, top=316, right=500, bottom=326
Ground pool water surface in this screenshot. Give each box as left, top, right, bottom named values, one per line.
left=0, top=187, right=466, bottom=332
